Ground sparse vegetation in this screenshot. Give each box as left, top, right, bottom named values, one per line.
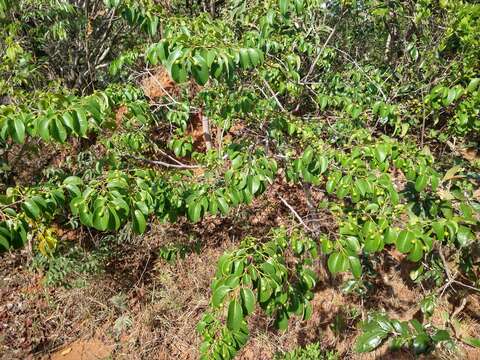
left=1, top=0, right=479, bottom=359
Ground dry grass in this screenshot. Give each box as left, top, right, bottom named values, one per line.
left=1, top=188, right=480, bottom=360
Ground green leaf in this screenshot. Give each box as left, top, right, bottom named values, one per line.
left=227, top=299, right=244, bottom=330
left=84, top=97, right=102, bottom=121
left=279, top=0, right=289, bottom=15
left=74, top=109, right=88, bottom=136
left=240, top=288, right=255, bottom=315
left=466, top=78, right=480, bottom=92
left=247, top=48, right=261, bottom=67
left=108, top=206, right=121, bottom=231
left=303, top=302, right=313, bottom=320
left=432, top=221, right=444, bottom=240
left=319, top=156, right=328, bottom=174
left=37, top=117, right=51, bottom=140
left=0, top=234, right=10, bottom=251
left=52, top=117, right=67, bottom=143
left=93, top=206, right=109, bottom=231
left=79, top=208, right=93, bottom=227
left=294, top=0, right=305, bottom=13
left=192, top=55, right=209, bottom=85
left=133, top=209, right=146, bottom=234
left=239, top=48, right=251, bottom=69
left=374, top=144, right=388, bottom=163
left=275, top=310, right=289, bottom=331
left=355, top=179, right=368, bottom=196
left=407, top=240, right=424, bottom=262
left=248, top=176, right=261, bottom=195
left=22, top=199, right=41, bottom=219
left=326, top=179, right=336, bottom=194
left=412, top=333, right=429, bottom=354
left=345, top=236, right=361, bottom=252
left=63, top=176, right=83, bottom=186
left=463, top=337, right=480, bottom=348
left=355, top=329, right=389, bottom=353
left=188, top=201, right=202, bottom=223
left=443, top=88, right=456, bottom=106
left=384, top=227, right=398, bottom=244
left=258, top=278, right=272, bottom=302
left=414, top=174, right=428, bottom=192
left=10, top=118, right=25, bottom=144
left=431, top=329, right=450, bottom=343
left=212, top=285, right=231, bottom=308
left=396, top=230, right=414, bottom=254
left=147, top=15, right=159, bottom=36
left=349, top=256, right=362, bottom=279
left=364, top=233, right=383, bottom=253
left=171, top=63, right=187, bottom=83
left=208, top=195, right=218, bottom=215
left=327, top=252, right=348, bottom=274
left=350, top=105, right=362, bottom=119
left=62, top=112, right=75, bottom=131
left=217, top=196, right=230, bottom=215
left=457, top=225, right=473, bottom=247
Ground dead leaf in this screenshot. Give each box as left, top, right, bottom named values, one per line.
left=443, top=165, right=463, bottom=182
left=437, top=188, right=455, bottom=200
left=474, top=188, right=480, bottom=201
left=459, top=147, right=479, bottom=162
left=60, top=348, right=72, bottom=356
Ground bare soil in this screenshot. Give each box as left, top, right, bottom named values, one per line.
left=1, top=185, right=479, bottom=360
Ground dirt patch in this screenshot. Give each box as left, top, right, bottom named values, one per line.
left=45, top=338, right=113, bottom=360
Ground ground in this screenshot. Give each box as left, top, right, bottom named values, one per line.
left=1, top=182, right=479, bottom=360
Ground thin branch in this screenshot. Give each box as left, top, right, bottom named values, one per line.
left=201, top=114, right=212, bottom=151
left=303, top=24, right=337, bottom=81
left=156, top=148, right=188, bottom=166
left=438, top=247, right=480, bottom=296
left=279, top=197, right=313, bottom=232
left=129, top=155, right=203, bottom=169
left=330, top=46, right=387, bottom=101
left=262, top=79, right=286, bottom=111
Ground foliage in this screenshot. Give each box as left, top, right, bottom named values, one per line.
left=275, top=342, right=339, bottom=360
left=197, top=229, right=318, bottom=359
left=1, top=0, right=479, bottom=358
left=355, top=312, right=453, bottom=354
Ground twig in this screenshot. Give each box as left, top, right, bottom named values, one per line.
left=279, top=197, right=313, bottom=232
left=330, top=46, right=387, bottom=101
left=438, top=247, right=480, bottom=296
left=262, top=79, right=286, bottom=111
left=130, top=155, right=203, bottom=169
left=303, top=24, right=338, bottom=81
left=451, top=298, right=467, bottom=319
left=156, top=148, right=187, bottom=166
left=438, top=247, right=453, bottom=281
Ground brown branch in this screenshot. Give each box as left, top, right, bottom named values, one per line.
left=201, top=114, right=212, bottom=151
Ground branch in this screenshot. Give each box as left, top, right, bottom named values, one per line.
left=279, top=197, right=313, bottom=232
left=437, top=247, right=480, bottom=296
left=129, top=155, right=203, bottom=169
left=262, top=79, right=286, bottom=111
left=303, top=25, right=337, bottom=82
left=330, top=46, right=387, bottom=101
left=201, top=114, right=212, bottom=151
